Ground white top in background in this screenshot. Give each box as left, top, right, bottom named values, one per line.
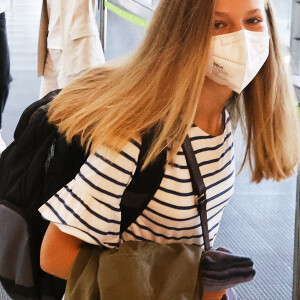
left=46, top=0, right=62, bottom=49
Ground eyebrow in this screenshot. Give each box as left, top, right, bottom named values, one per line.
left=214, top=9, right=263, bottom=17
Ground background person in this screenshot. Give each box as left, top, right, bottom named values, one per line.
left=38, top=0, right=105, bottom=98
left=0, top=0, right=12, bottom=153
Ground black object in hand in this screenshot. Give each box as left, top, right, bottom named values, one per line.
left=200, top=247, right=256, bottom=292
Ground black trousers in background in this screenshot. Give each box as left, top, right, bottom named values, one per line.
left=0, top=12, right=12, bottom=129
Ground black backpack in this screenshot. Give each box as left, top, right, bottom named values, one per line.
left=0, top=89, right=166, bottom=300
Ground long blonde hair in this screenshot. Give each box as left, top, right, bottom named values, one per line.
left=48, top=0, right=298, bottom=182
left=228, top=0, right=299, bottom=182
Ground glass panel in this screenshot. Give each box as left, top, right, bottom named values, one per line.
left=272, top=0, right=293, bottom=47
left=290, top=0, right=300, bottom=77
left=133, top=0, right=159, bottom=10
left=272, top=0, right=299, bottom=100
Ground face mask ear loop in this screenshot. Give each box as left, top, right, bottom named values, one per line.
left=231, top=92, right=239, bottom=101
left=226, top=92, right=238, bottom=105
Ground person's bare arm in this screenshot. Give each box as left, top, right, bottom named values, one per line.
left=40, top=223, right=84, bottom=280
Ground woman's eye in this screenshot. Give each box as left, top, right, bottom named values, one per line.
left=246, top=18, right=262, bottom=24
left=214, top=22, right=225, bottom=29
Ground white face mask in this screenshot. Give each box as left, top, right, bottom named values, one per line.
left=206, top=30, right=270, bottom=94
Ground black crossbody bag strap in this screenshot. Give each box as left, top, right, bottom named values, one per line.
left=182, top=136, right=211, bottom=252
left=120, top=129, right=167, bottom=233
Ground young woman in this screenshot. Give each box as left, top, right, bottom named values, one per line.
left=39, top=0, right=298, bottom=295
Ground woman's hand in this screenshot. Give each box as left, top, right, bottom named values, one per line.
left=40, top=223, right=84, bottom=280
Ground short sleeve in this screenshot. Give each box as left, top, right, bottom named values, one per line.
left=39, top=138, right=141, bottom=248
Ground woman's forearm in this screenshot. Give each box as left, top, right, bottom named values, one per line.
left=40, top=223, right=84, bottom=280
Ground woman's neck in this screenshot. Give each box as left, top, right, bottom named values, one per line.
left=194, top=77, right=233, bottom=136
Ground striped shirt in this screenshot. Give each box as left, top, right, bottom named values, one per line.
left=39, top=111, right=235, bottom=249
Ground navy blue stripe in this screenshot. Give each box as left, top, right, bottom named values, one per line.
left=157, top=186, right=194, bottom=197
left=95, top=153, right=133, bottom=176
left=123, top=229, right=151, bottom=241
left=200, top=144, right=234, bottom=168
left=44, top=202, right=67, bottom=225
left=189, top=133, right=215, bottom=140
left=199, top=233, right=216, bottom=249
left=164, top=156, right=234, bottom=183
left=120, top=150, right=138, bottom=165
left=177, top=132, right=232, bottom=155
left=162, top=172, right=233, bottom=201
left=207, top=197, right=230, bottom=212
left=54, top=194, right=120, bottom=236
left=145, top=206, right=199, bottom=222
left=207, top=206, right=225, bottom=222
left=129, top=138, right=141, bottom=149
left=79, top=173, right=122, bottom=199
left=152, top=197, right=197, bottom=210
left=92, top=196, right=121, bottom=212
left=64, top=224, right=103, bottom=245
left=208, top=221, right=219, bottom=233
left=163, top=174, right=191, bottom=183
left=203, top=155, right=234, bottom=179
left=104, top=242, right=120, bottom=247
left=133, top=221, right=203, bottom=241
left=207, top=184, right=234, bottom=203
left=140, top=213, right=201, bottom=231
left=209, top=232, right=217, bottom=244
left=44, top=203, right=102, bottom=245
left=85, top=161, right=127, bottom=187
left=64, top=186, right=120, bottom=225
left=124, top=227, right=216, bottom=248
left=169, top=143, right=234, bottom=169
left=193, top=132, right=231, bottom=155
left=206, top=169, right=235, bottom=190
left=132, top=221, right=220, bottom=241
left=197, top=235, right=216, bottom=248
left=196, top=235, right=216, bottom=248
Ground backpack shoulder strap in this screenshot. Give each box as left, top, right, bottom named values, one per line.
left=120, top=129, right=167, bottom=233
left=14, top=89, right=62, bottom=139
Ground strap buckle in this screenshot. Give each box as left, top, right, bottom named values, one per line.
left=195, top=194, right=207, bottom=206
